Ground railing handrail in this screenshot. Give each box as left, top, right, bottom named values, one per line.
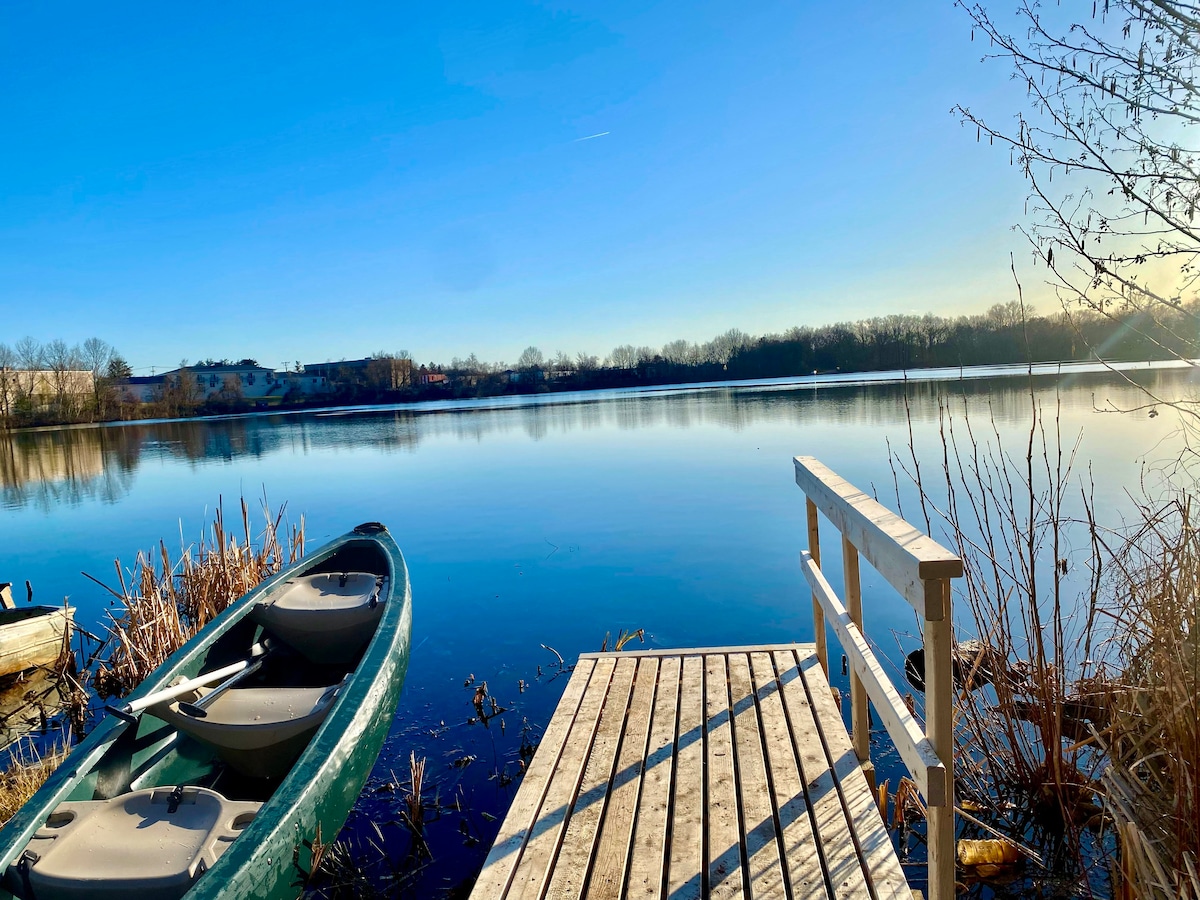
left=794, top=455, right=962, bottom=619
left=795, top=455, right=960, bottom=900
left=800, top=551, right=948, bottom=806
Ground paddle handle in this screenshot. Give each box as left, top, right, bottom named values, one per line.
left=116, top=640, right=270, bottom=715
left=178, top=658, right=264, bottom=718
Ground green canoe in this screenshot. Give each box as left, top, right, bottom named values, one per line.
left=0, top=522, right=412, bottom=900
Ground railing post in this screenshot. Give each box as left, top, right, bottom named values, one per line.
left=806, top=498, right=828, bottom=676
left=923, top=577, right=955, bottom=900
left=842, top=537, right=870, bottom=770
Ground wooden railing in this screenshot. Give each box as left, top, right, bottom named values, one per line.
left=795, top=456, right=962, bottom=900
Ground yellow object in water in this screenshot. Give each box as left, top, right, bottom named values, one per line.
left=958, top=839, right=1022, bottom=878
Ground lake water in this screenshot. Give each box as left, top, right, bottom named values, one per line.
left=0, top=360, right=1195, bottom=895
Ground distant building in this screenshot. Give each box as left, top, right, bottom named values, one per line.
left=113, top=375, right=164, bottom=404
left=302, top=357, right=413, bottom=392
left=162, top=363, right=281, bottom=401
left=419, top=369, right=447, bottom=386
left=0, top=367, right=95, bottom=416
left=506, top=367, right=544, bottom=385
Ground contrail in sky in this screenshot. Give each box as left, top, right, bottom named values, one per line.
left=574, top=131, right=610, bottom=142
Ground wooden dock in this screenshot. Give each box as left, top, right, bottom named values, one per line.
left=469, top=456, right=962, bottom=900
left=469, top=645, right=912, bottom=900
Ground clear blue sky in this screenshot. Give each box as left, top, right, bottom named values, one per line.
left=0, top=1, right=1032, bottom=372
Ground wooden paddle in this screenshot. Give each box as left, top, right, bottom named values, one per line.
left=106, top=640, right=271, bottom=723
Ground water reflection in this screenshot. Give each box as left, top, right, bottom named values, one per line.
left=0, top=429, right=136, bottom=511
left=1, top=367, right=1193, bottom=510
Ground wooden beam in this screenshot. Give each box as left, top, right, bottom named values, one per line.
left=579, top=643, right=812, bottom=660
left=807, top=498, right=829, bottom=675
left=794, top=456, right=961, bottom=620
left=799, top=553, right=948, bottom=808
left=923, top=580, right=956, bottom=900
left=841, top=537, right=869, bottom=765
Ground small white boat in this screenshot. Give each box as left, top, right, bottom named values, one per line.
left=0, top=586, right=71, bottom=678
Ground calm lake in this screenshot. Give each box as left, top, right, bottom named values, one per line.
left=0, top=360, right=1194, bottom=895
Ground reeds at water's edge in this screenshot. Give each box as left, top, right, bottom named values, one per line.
left=897, top=386, right=1200, bottom=896
left=1099, top=497, right=1200, bottom=899
left=0, top=497, right=305, bottom=826
left=93, top=497, right=304, bottom=697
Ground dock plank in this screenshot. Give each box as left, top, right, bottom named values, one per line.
left=626, top=656, right=680, bottom=900
left=749, top=651, right=829, bottom=900
left=469, top=645, right=914, bottom=900
left=584, top=656, right=658, bottom=900
left=472, top=658, right=597, bottom=900
left=800, top=652, right=912, bottom=899
left=727, top=655, right=786, bottom=900
left=774, top=648, right=871, bottom=900
left=705, top=654, right=744, bottom=900
left=545, top=657, right=638, bottom=900
left=506, top=656, right=617, bottom=900
left=668, top=654, right=706, bottom=900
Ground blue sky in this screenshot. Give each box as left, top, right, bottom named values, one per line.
left=0, top=1, right=1033, bottom=372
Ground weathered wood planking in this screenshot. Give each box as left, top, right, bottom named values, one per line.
left=468, top=645, right=913, bottom=900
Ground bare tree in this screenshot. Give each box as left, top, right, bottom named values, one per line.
left=80, top=337, right=116, bottom=418
left=516, top=346, right=544, bottom=370
left=0, top=343, right=14, bottom=421
left=609, top=344, right=639, bottom=368
left=43, top=339, right=83, bottom=416
left=957, top=0, right=1200, bottom=382
left=14, top=336, right=42, bottom=371
left=550, top=350, right=573, bottom=374
left=660, top=339, right=697, bottom=365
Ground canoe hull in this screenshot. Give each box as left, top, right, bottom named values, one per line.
left=0, top=526, right=411, bottom=900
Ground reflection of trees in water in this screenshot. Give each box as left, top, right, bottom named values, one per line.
left=1, top=370, right=1191, bottom=509
left=0, top=427, right=137, bottom=510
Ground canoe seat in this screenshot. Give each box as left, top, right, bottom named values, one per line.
left=251, top=572, right=387, bottom=664
left=151, top=681, right=344, bottom=779
left=15, top=786, right=260, bottom=900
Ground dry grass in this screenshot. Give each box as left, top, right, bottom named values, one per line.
left=1097, top=496, right=1200, bottom=899
left=0, top=498, right=304, bottom=824
left=94, top=497, right=304, bottom=698
left=0, top=737, right=68, bottom=825
left=899, top=384, right=1200, bottom=894
left=405, top=750, right=426, bottom=831
left=899, top=390, right=1109, bottom=860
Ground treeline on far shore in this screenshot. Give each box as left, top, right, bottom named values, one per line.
left=3, top=301, right=1196, bottom=429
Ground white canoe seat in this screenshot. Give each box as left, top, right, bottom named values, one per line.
left=251, top=572, right=387, bottom=664
left=151, top=681, right=344, bottom=779
left=16, top=786, right=260, bottom=900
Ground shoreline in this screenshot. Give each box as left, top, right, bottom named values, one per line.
left=4, top=356, right=1195, bottom=435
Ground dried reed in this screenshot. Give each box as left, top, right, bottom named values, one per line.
left=900, top=381, right=1200, bottom=894
left=896, top=386, right=1113, bottom=888
left=0, top=737, right=68, bottom=825
left=94, top=497, right=304, bottom=698
left=405, top=751, right=426, bottom=831
left=1097, top=496, right=1200, bottom=899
